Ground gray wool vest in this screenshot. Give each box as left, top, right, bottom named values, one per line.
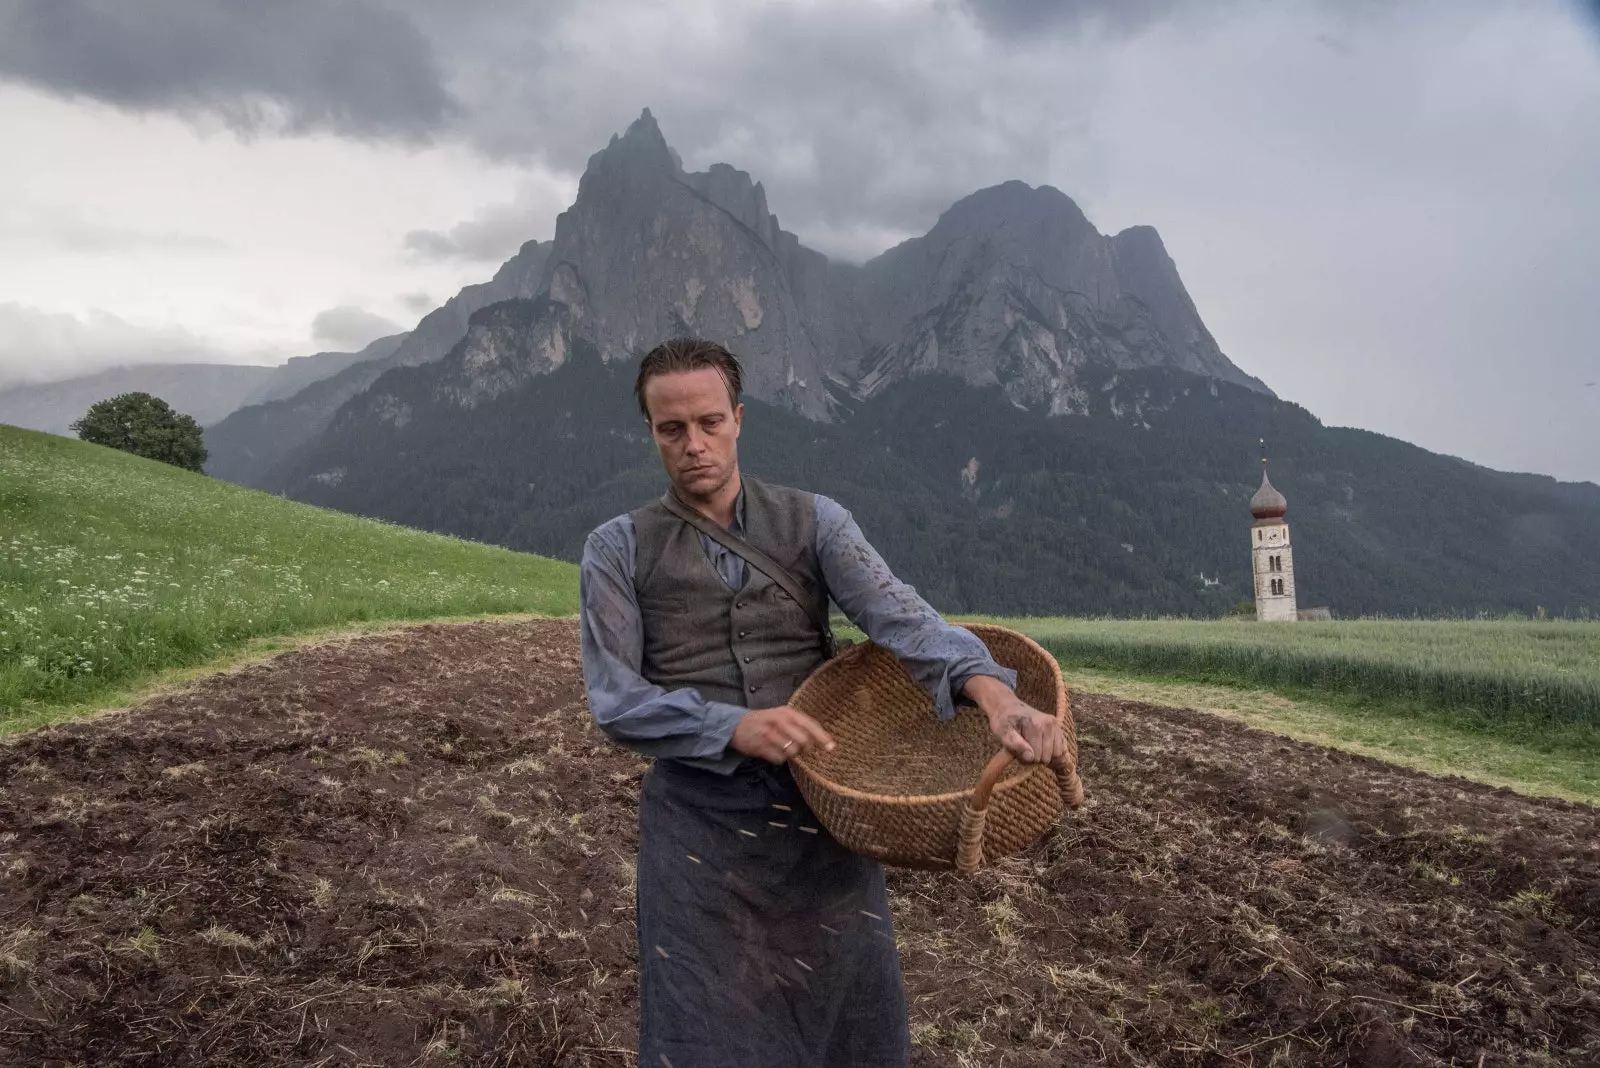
left=630, top=477, right=829, bottom=709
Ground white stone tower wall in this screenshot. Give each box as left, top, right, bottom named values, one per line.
left=1252, top=521, right=1299, bottom=621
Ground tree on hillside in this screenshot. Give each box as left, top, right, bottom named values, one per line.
left=71, top=392, right=209, bottom=473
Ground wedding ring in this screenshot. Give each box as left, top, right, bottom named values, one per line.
left=781, top=739, right=794, bottom=752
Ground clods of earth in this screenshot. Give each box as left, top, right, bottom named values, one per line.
left=2, top=619, right=1597, bottom=1066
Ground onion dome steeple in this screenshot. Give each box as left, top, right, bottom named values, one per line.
left=1251, top=469, right=1287, bottom=519
left=1251, top=448, right=1288, bottom=520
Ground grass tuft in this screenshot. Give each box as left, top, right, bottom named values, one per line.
left=0, top=425, right=578, bottom=729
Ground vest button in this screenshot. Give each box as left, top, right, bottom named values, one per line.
left=738, top=631, right=747, bottom=638
left=743, top=656, right=752, bottom=663
left=736, top=601, right=746, bottom=609
left=748, top=684, right=758, bottom=693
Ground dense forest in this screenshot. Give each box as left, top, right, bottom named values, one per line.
left=260, top=340, right=1600, bottom=618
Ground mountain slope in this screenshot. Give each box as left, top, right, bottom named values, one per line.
left=204, top=109, right=1257, bottom=486
left=269, top=340, right=1600, bottom=618
left=238, top=333, right=407, bottom=407
left=203, top=109, right=1600, bottom=618
left=845, top=182, right=1269, bottom=412
left=202, top=240, right=552, bottom=484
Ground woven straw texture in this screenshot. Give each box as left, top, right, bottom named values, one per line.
left=789, top=623, right=1082, bottom=873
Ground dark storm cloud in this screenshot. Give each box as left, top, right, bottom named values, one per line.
left=6, top=0, right=1594, bottom=481
left=961, top=0, right=1180, bottom=37
left=311, top=306, right=403, bottom=351
left=409, top=1, right=1099, bottom=261
left=0, top=0, right=457, bottom=139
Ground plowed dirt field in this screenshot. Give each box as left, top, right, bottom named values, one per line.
left=2, top=619, right=1596, bottom=1067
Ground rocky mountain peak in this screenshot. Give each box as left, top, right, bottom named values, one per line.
left=682, top=162, right=781, bottom=251
left=927, top=180, right=1096, bottom=249
left=583, top=108, right=682, bottom=191
left=454, top=109, right=839, bottom=417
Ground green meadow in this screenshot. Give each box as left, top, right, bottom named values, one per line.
left=0, top=426, right=578, bottom=726
left=994, top=616, right=1600, bottom=727
left=977, top=616, right=1600, bottom=804
left=5, top=422, right=1595, bottom=802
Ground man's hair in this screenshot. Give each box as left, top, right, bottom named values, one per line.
left=634, top=337, right=743, bottom=420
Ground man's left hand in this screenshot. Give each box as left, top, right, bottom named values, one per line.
left=961, top=675, right=1064, bottom=765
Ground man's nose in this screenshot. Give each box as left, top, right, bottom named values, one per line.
left=684, top=426, right=707, bottom=454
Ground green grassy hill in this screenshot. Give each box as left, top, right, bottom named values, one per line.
left=0, top=426, right=577, bottom=726
left=999, top=616, right=1600, bottom=727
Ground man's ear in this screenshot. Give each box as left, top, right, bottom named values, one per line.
left=732, top=402, right=744, bottom=437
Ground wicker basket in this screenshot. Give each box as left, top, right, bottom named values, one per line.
left=788, top=623, right=1084, bottom=874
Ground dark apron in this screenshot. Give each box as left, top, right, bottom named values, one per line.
left=636, top=757, right=911, bottom=1068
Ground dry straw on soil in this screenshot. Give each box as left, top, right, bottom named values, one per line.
left=1, top=619, right=1597, bottom=1066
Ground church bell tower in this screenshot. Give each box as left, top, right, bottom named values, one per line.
left=1250, top=450, right=1298, bottom=622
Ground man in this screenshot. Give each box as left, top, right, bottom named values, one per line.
left=580, top=337, right=1065, bottom=1067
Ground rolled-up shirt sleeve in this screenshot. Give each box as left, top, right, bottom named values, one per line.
left=579, top=518, right=748, bottom=773
left=814, top=495, right=1017, bottom=721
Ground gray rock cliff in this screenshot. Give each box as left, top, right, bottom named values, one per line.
left=844, top=181, right=1269, bottom=412
left=203, top=239, right=551, bottom=483
left=209, top=110, right=1269, bottom=487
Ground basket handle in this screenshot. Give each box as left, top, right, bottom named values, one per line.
left=955, top=749, right=1086, bottom=876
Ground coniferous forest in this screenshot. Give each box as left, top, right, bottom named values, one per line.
left=258, top=340, right=1600, bottom=619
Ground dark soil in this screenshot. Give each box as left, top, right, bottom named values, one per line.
left=1, top=618, right=1596, bottom=1067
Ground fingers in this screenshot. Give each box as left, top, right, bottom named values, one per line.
left=787, top=709, right=835, bottom=753
left=1023, top=716, right=1063, bottom=765
left=731, top=706, right=836, bottom=764
left=998, top=723, right=1036, bottom=763
left=993, top=706, right=1065, bottom=764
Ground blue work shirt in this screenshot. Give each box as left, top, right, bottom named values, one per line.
left=579, top=486, right=1018, bottom=774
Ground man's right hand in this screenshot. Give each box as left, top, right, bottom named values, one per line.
left=730, top=705, right=836, bottom=764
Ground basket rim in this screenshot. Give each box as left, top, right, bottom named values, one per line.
left=789, top=622, right=1067, bottom=807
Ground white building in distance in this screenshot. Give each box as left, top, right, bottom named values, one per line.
left=1251, top=464, right=1298, bottom=621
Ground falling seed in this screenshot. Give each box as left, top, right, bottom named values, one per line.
left=738, top=829, right=758, bottom=838
left=794, top=958, right=813, bottom=972
left=819, top=923, right=840, bottom=934
left=768, top=821, right=788, bottom=829
left=773, top=972, right=791, bottom=987
left=661, top=1057, right=674, bottom=1068
left=771, top=804, right=792, bottom=812
left=860, top=910, right=882, bottom=920
left=656, top=945, right=670, bottom=959
left=686, top=854, right=701, bottom=864
left=799, top=826, right=819, bottom=835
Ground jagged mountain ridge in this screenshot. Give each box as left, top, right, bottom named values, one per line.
left=405, top=109, right=1266, bottom=421
left=209, top=109, right=1600, bottom=617
left=846, top=182, right=1270, bottom=410
left=204, top=108, right=1263, bottom=482
left=203, top=239, right=552, bottom=484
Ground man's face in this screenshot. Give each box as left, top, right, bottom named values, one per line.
left=643, top=367, right=743, bottom=500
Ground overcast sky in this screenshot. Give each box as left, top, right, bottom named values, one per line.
left=1, top=0, right=1597, bottom=482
